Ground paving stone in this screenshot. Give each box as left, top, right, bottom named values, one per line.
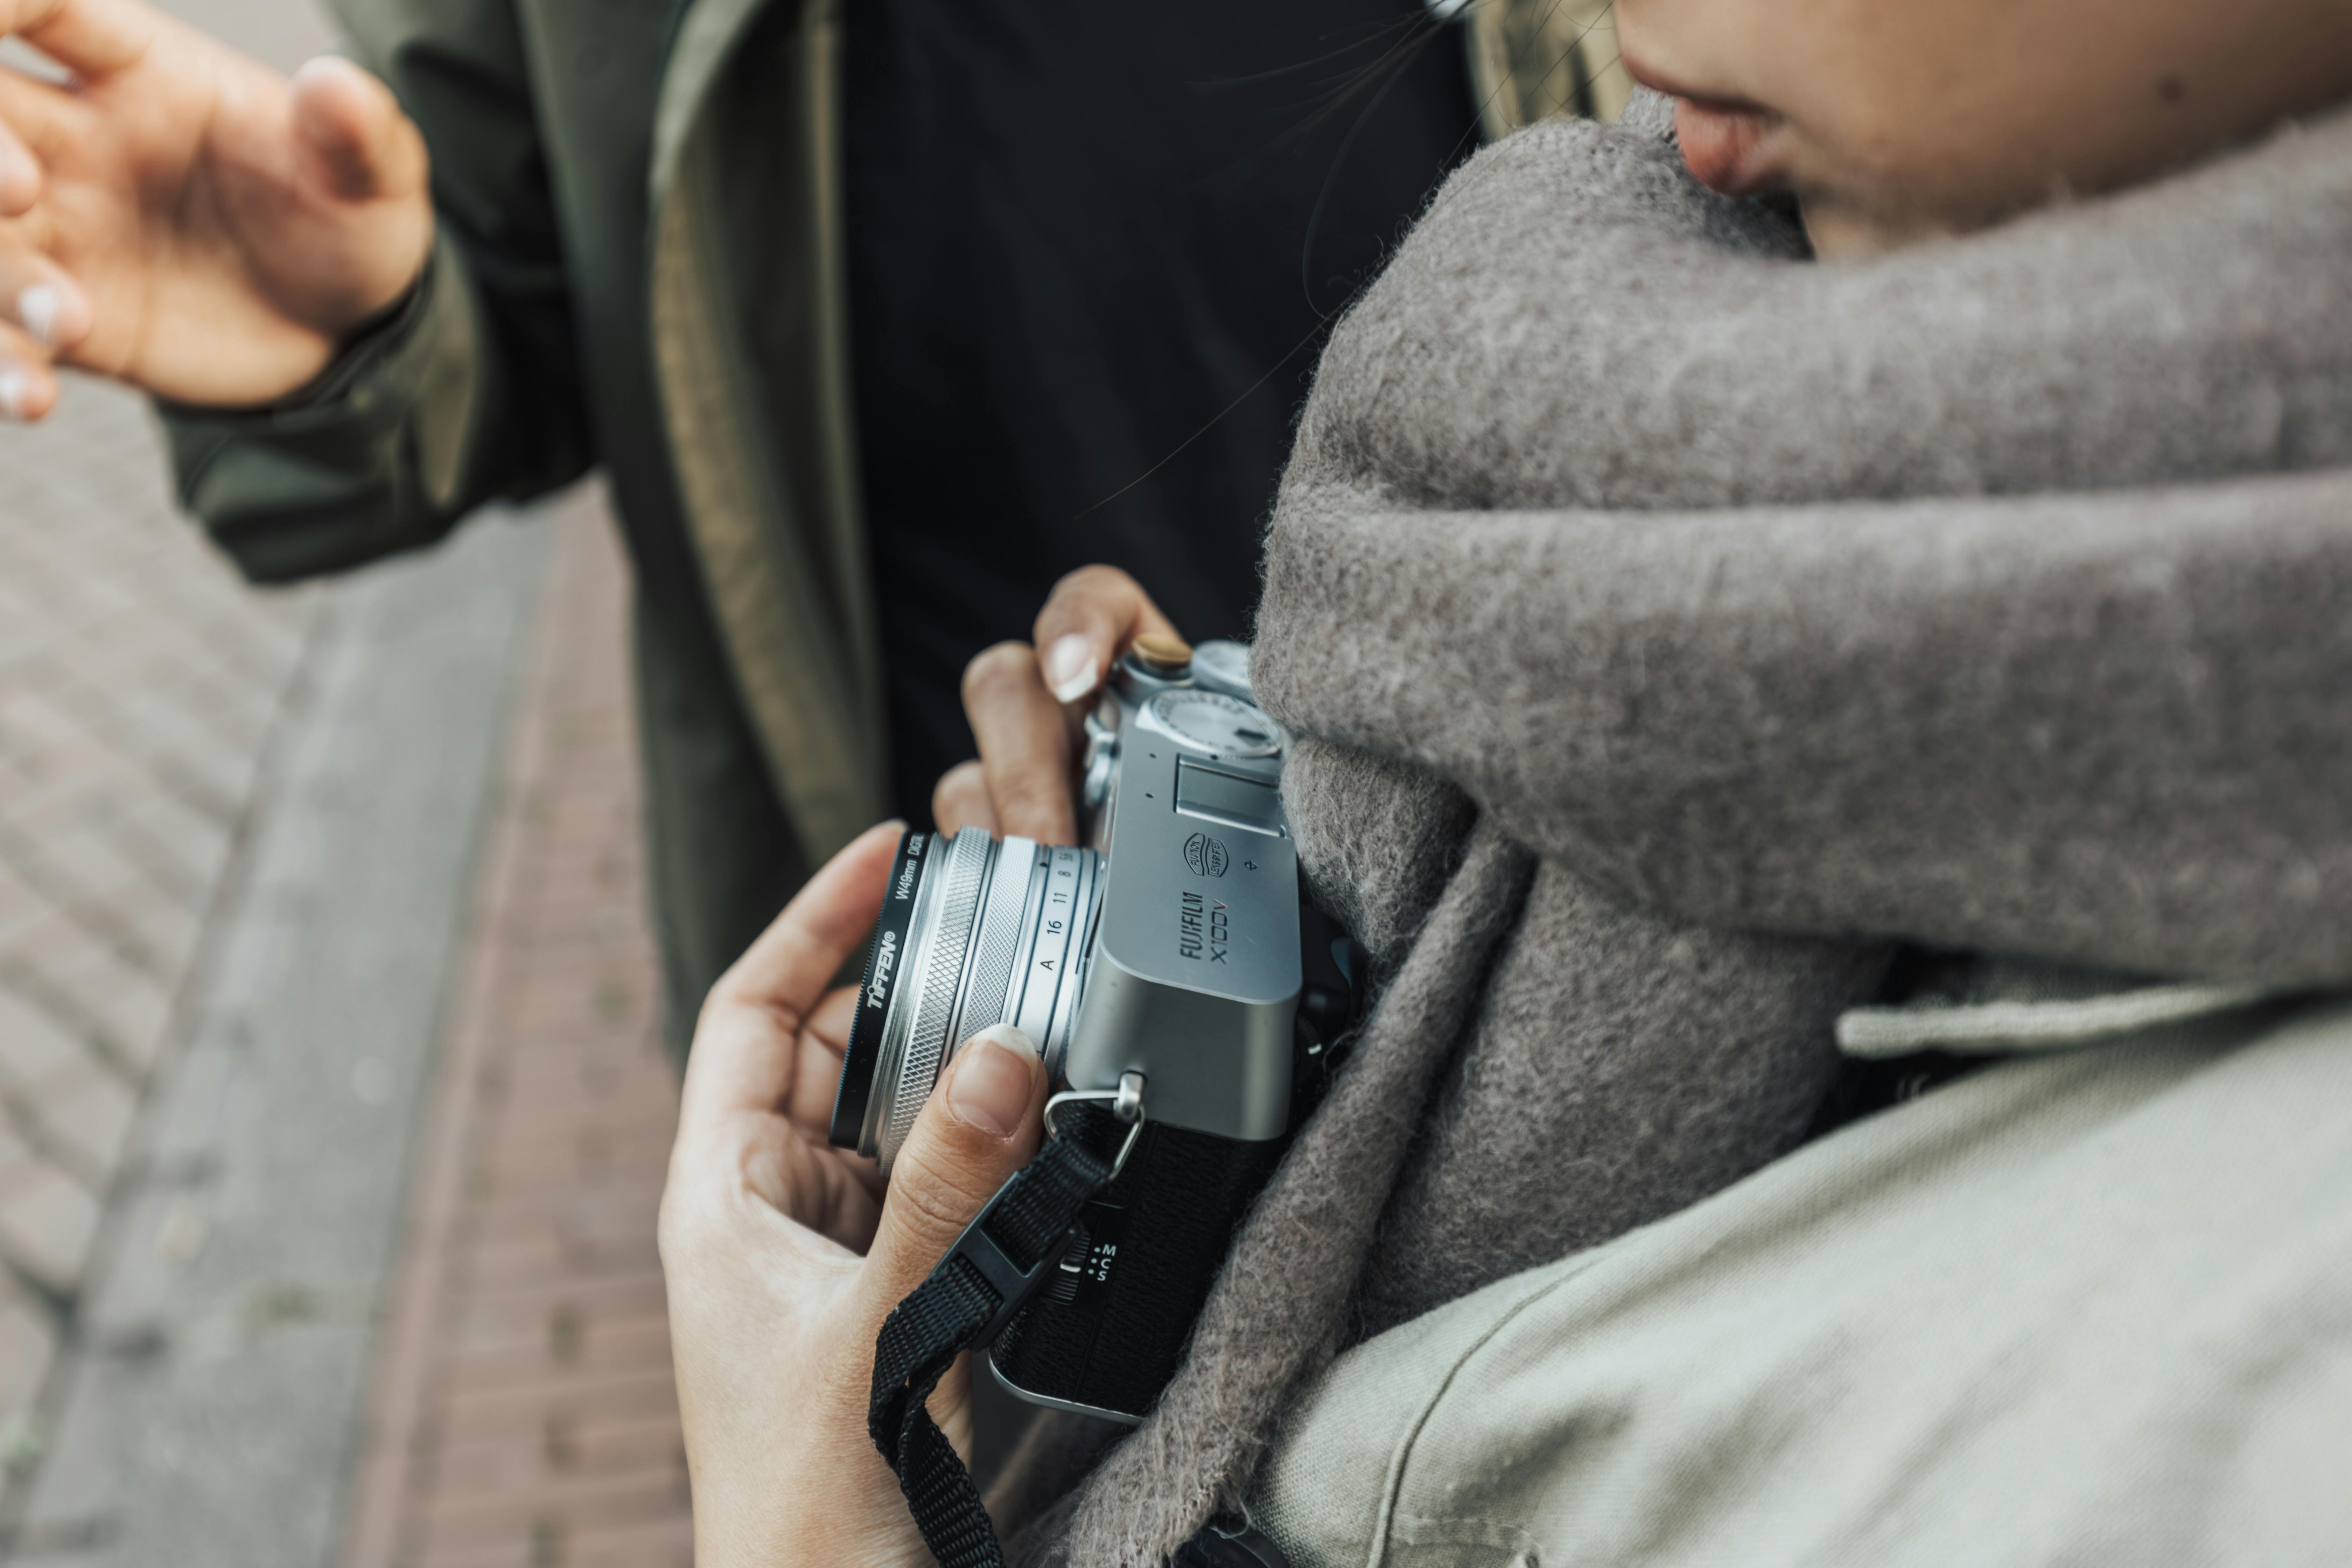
left=410, top=1463, right=688, bottom=1547
left=0, top=856, right=139, bottom=953
left=561, top=1512, right=696, bottom=1568
left=0, top=869, right=45, bottom=951
left=0, top=1114, right=44, bottom=1202
left=0, top=1282, right=60, bottom=1423
left=19, top=1069, right=139, bottom=1190
left=558, top=1409, right=683, bottom=1476
left=85, top=902, right=203, bottom=997
left=436, top=1308, right=671, bottom=1391
left=429, top=1365, right=684, bottom=1442
left=459, top=1177, right=667, bottom=1245
left=0, top=695, right=115, bottom=800
left=407, top=1545, right=526, bottom=1568
left=0, top=1168, right=102, bottom=1297
left=0, top=923, right=169, bottom=1076
left=0, top=992, right=85, bottom=1093
left=104, top=793, right=233, bottom=908
left=446, top=1270, right=669, bottom=1335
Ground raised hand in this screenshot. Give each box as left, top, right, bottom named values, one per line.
left=934, top=564, right=1184, bottom=845
left=0, top=0, right=433, bottom=419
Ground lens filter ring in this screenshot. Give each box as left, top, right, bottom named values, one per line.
left=876, top=828, right=995, bottom=1171
left=830, top=830, right=932, bottom=1151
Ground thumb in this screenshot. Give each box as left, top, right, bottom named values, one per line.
left=857, top=1024, right=1048, bottom=1319
left=289, top=55, right=428, bottom=203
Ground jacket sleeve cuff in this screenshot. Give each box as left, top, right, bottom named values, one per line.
left=157, top=230, right=487, bottom=584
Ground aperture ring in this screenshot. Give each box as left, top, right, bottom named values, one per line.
left=879, top=828, right=995, bottom=1171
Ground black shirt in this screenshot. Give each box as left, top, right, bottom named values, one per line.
left=844, top=1, right=1477, bottom=819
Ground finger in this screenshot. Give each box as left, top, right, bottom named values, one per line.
left=784, top=985, right=858, bottom=1142
left=0, top=252, right=89, bottom=350
left=0, top=57, right=84, bottom=167
left=3, top=0, right=158, bottom=79
left=853, top=1023, right=1047, bottom=1320
left=710, top=821, right=906, bottom=1019
left=791, top=985, right=888, bottom=1206
left=747, top=1113, right=883, bottom=1252
left=930, top=761, right=998, bottom=837
left=680, top=822, right=905, bottom=1132
left=963, top=643, right=1078, bottom=845
left=289, top=55, right=428, bottom=204
left=0, top=321, right=57, bottom=420
left=0, top=122, right=41, bottom=216
left=1033, top=564, right=1183, bottom=705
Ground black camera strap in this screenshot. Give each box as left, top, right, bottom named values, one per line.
left=869, top=1098, right=1135, bottom=1567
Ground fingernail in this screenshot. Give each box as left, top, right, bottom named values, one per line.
left=947, top=1024, right=1037, bottom=1139
left=17, top=285, right=61, bottom=348
left=0, top=366, right=28, bottom=421
left=1045, top=634, right=1098, bottom=705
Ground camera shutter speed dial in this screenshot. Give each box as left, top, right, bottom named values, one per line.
left=1143, top=690, right=1282, bottom=758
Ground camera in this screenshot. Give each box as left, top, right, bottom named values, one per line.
left=830, top=638, right=1356, bottom=1422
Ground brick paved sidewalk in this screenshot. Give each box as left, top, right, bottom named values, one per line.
left=0, top=0, right=341, bottom=1494
left=341, top=509, right=692, bottom=1568
left=0, top=383, right=320, bottom=1474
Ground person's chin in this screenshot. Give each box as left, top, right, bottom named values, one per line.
left=1794, top=195, right=1958, bottom=261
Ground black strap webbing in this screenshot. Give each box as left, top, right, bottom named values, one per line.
left=870, top=1104, right=1126, bottom=1567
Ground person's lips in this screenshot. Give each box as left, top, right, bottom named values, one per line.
left=1621, top=54, right=1789, bottom=197
left=1672, top=94, right=1787, bottom=196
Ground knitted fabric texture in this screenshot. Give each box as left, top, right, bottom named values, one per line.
left=1048, top=92, right=2352, bottom=1564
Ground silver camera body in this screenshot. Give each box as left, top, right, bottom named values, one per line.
left=833, top=639, right=1347, bottom=1421
left=1061, top=638, right=1302, bottom=1141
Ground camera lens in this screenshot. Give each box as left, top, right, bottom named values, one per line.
left=830, top=828, right=1102, bottom=1172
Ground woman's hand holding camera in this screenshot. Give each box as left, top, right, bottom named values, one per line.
left=935, top=564, right=1183, bottom=844
left=660, top=824, right=1052, bottom=1567
left=0, top=0, right=433, bottom=418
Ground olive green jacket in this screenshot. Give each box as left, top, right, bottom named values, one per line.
left=159, top=0, right=1622, bottom=1037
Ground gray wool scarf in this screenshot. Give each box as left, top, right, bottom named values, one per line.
left=1031, top=91, right=2352, bottom=1565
